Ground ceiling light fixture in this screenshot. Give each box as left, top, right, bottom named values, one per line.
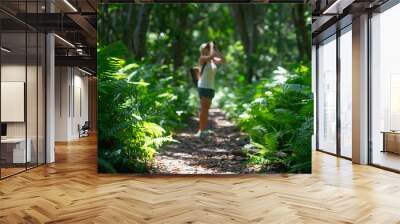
left=78, top=67, right=92, bottom=76
left=54, top=34, right=75, bottom=48
left=322, top=0, right=354, bottom=15
left=322, top=0, right=341, bottom=14
left=76, top=48, right=85, bottom=55
left=1, top=47, right=11, bottom=53
left=63, top=0, right=78, bottom=12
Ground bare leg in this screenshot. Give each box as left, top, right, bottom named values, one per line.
left=199, top=97, right=212, bottom=131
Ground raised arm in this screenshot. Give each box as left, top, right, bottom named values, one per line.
left=199, top=42, right=214, bottom=64
left=212, top=47, right=225, bottom=64
left=199, top=55, right=213, bottom=64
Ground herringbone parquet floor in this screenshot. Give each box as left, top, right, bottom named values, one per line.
left=1, top=135, right=400, bottom=224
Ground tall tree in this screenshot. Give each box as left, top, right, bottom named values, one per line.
left=132, top=5, right=152, bottom=60
left=171, top=6, right=190, bottom=70
left=292, top=4, right=311, bottom=61
left=125, top=5, right=136, bottom=56
left=230, top=4, right=260, bottom=83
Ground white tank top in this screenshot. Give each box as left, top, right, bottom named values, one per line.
left=198, top=62, right=217, bottom=89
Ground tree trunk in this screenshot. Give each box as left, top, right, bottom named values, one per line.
left=230, top=5, right=256, bottom=83
left=171, top=7, right=189, bottom=70
left=251, top=6, right=261, bottom=80
left=133, top=5, right=152, bottom=60
left=126, top=5, right=136, bottom=56
left=292, top=5, right=310, bottom=62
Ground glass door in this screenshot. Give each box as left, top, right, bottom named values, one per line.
left=370, top=3, right=400, bottom=171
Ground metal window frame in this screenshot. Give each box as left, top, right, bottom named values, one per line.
left=315, top=19, right=353, bottom=161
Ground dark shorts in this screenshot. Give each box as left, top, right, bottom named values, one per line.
left=198, top=88, right=215, bottom=99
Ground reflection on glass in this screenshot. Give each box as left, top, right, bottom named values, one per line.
left=371, top=4, right=400, bottom=171
left=318, top=36, right=337, bottom=154
left=340, top=27, right=352, bottom=158
left=27, top=31, right=38, bottom=169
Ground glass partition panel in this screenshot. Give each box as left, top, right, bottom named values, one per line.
left=0, top=0, right=46, bottom=179
left=339, top=27, right=352, bottom=158
left=317, top=35, right=337, bottom=154
left=27, top=30, right=38, bottom=169
left=38, top=32, right=45, bottom=165
left=371, top=4, right=400, bottom=171
left=1, top=30, right=27, bottom=177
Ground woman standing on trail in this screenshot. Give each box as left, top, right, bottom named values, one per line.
left=194, top=41, right=225, bottom=138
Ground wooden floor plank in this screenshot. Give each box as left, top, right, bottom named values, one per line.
left=0, top=135, right=400, bottom=223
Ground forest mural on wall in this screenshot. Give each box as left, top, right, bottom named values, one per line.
left=97, top=3, right=312, bottom=174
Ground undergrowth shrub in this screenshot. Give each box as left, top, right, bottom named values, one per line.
left=217, top=64, right=312, bottom=173
left=98, top=42, right=194, bottom=173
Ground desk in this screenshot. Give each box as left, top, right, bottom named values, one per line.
left=382, top=131, right=400, bottom=154
left=1, top=138, right=31, bottom=163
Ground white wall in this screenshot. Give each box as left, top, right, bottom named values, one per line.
left=55, top=66, right=70, bottom=141
left=55, top=67, right=89, bottom=141
left=1, top=65, right=26, bottom=139
left=1, top=65, right=39, bottom=137
left=1, top=64, right=25, bottom=81
left=72, top=72, right=89, bottom=138
left=312, top=45, right=316, bottom=150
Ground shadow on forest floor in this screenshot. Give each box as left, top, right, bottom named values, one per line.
left=152, top=108, right=262, bottom=174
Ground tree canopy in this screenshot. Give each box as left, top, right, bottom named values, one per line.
left=98, top=4, right=311, bottom=81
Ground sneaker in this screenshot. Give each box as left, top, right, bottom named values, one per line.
left=195, top=131, right=207, bottom=139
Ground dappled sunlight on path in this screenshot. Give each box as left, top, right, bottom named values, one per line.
left=152, top=108, right=261, bottom=174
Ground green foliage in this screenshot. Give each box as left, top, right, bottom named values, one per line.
left=97, top=42, right=193, bottom=173
left=98, top=4, right=311, bottom=76
left=216, top=64, right=313, bottom=173
left=97, top=4, right=312, bottom=173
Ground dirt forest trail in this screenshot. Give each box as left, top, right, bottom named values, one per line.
left=152, top=108, right=262, bottom=174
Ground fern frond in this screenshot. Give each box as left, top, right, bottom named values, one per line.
left=141, top=122, right=166, bottom=137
